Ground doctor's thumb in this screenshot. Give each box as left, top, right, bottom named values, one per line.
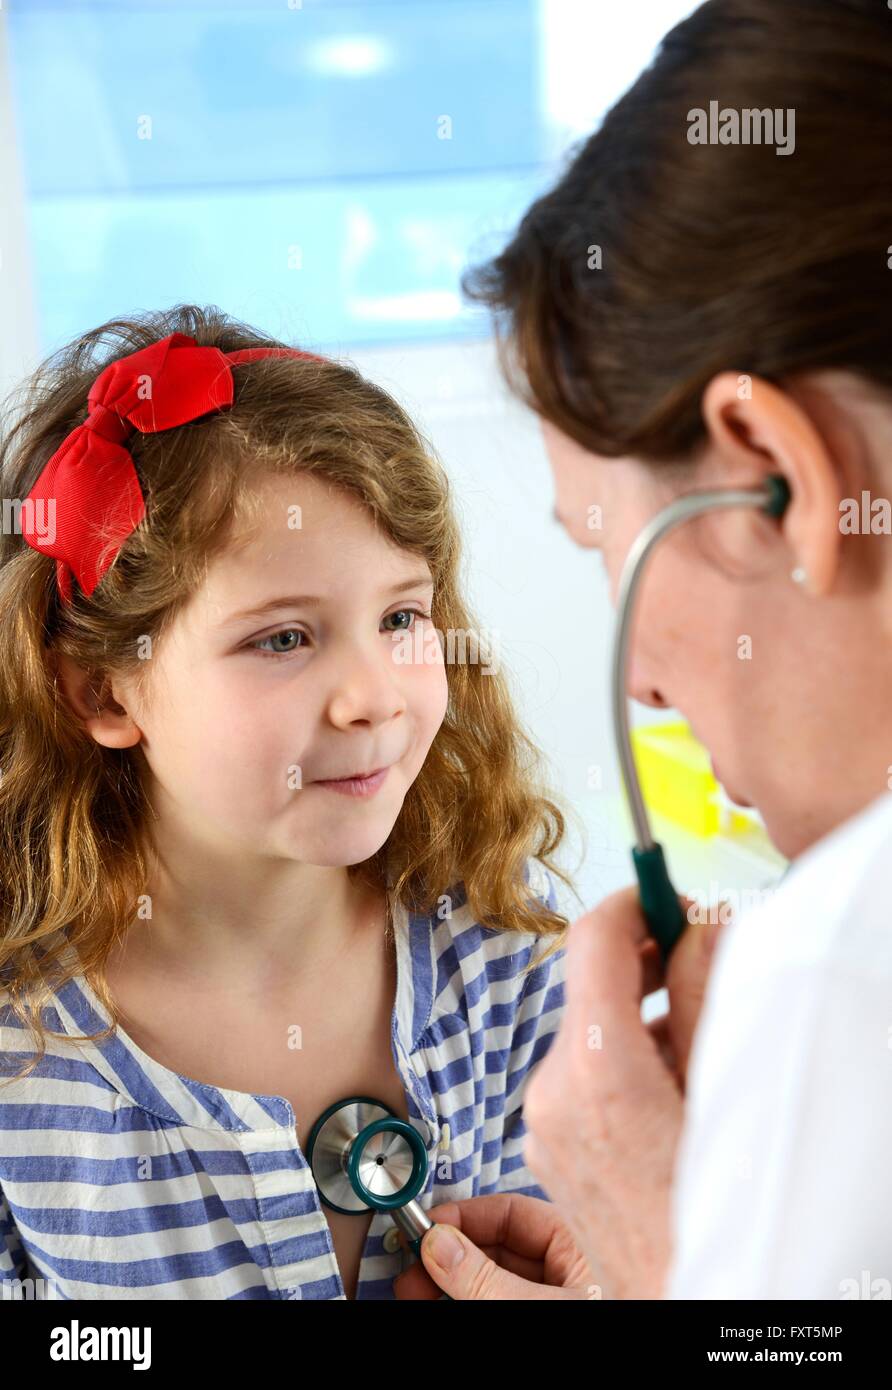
left=419, top=1223, right=571, bottom=1300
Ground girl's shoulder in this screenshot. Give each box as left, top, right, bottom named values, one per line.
left=427, top=853, right=563, bottom=943
left=409, top=856, right=567, bottom=1027
left=0, top=985, right=89, bottom=1100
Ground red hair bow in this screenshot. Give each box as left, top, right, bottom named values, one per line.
left=21, top=331, right=323, bottom=604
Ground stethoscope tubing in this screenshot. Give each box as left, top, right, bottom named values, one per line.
left=611, top=474, right=791, bottom=960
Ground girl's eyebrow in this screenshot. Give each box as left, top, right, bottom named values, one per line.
left=218, top=573, right=434, bottom=627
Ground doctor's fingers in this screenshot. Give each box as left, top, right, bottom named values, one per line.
left=562, top=888, right=700, bottom=1039
left=393, top=1238, right=589, bottom=1301
left=645, top=1013, right=677, bottom=1076
left=411, top=1193, right=589, bottom=1282
left=407, top=1193, right=573, bottom=1264
left=414, top=1225, right=592, bottom=1301
left=559, top=895, right=678, bottom=1076
left=522, top=979, right=683, bottom=1172
left=661, top=905, right=728, bottom=1086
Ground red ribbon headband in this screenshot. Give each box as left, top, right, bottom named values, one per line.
left=20, top=331, right=324, bottom=604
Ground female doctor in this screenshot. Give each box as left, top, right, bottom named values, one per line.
left=394, top=0, right=892, bottom=1301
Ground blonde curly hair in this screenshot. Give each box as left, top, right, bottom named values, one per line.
left=0, top=304, right=580, bottom=1084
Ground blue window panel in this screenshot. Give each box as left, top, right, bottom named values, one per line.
left=26, top=170, right=549, bottom=352
left=8, top=1, right=542, bottom=195
left=9, top=0, right=546, bottom=349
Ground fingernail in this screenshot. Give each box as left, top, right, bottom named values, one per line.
left=426, top=1224, right=465, bottom=1271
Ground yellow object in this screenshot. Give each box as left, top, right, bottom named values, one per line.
left=629, top=721, right=753, bottom=839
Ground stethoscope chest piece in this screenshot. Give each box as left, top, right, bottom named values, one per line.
left=306, top=1094, right=428, bottom=1216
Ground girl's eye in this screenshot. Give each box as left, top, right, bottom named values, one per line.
left=248, top=610, right=431, bottom=659
left=383, top=608, right=431, bottom=632
left=251, top=628, right=306, bottom=657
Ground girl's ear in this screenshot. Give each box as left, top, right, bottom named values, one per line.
left=50, top=649, right=143, bottom=749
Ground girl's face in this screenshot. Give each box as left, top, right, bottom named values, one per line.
left=541, top=372, right=892, bottom=861
left=113, top=472, right=450, bottom=869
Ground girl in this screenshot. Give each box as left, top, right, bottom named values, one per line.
left=0, top=306, right=577, bottom=1301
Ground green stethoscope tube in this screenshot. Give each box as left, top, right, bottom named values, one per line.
left=612, top=473, right=791, bottom=962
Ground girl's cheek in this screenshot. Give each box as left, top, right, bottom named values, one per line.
left=413, top=651, right=450, bottom=727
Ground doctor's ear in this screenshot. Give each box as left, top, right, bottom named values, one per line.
left=50, top=650, right=143, bottom=749
left=698, top=372, right=845, bottom=596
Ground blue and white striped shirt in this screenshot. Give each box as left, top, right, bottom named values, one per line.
left=0, top=859, right=566, bottom=1299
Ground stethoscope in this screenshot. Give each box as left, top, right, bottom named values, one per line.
left=306, top=1094, right=453, bottom=1295
left=305, top=474, right=793, bottom=1282
left=612, top=472, right=791, bottom=962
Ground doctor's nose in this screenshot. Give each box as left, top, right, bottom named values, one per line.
left=627, top=661, right=670, bottom=710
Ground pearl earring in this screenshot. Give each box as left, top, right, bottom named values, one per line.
left=791, top=566, right=809, bottom=587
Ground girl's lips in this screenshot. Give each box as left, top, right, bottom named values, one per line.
left=313, top=767, right=389, bottom=797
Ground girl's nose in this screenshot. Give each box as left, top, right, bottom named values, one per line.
left=325, top=651, right=408, bottom=728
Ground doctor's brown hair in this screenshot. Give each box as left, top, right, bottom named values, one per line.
left=462, top=0, right=892, bottom=462
left=0, top=305, right=573, bottom=1081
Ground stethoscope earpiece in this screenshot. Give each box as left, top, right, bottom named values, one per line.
left=762, top=473, right=792, bottom=519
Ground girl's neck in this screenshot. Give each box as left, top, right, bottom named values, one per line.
left=108, top=859, right=386, bottom=997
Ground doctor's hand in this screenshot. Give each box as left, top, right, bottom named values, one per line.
left=391, top=1193, right=596, bottom=1300
left=519, top=886, right=726, bottom=1300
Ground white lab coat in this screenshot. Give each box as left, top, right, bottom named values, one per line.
left=667, top=789, right=892, bottom=1299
